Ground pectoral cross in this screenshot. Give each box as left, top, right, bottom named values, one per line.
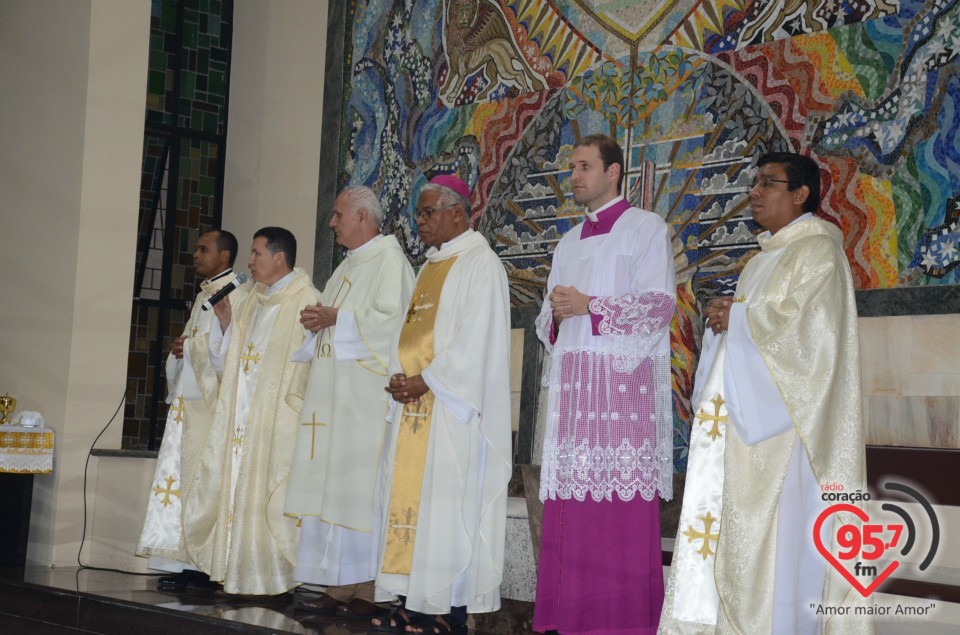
left=241, top=342, right=261, bottom=373
left=390, top=506, right=417, bottom=544
left=153, top=475, right=181, bottom=507
left=683, top=511, right=720, bottom=560
left=301, top=412, right=328, bottom=460
left=405, top=292, right=434, bottom=323
left=696, top=394, right=727, bottom=442
left=169, top=395, right=185, bottom=425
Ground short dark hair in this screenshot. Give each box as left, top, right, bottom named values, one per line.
left=757, top=153, right=822, bottom=214
left=253, top=226, right=297, bottom=268
left=212, top=229, right=238, bottom=267
left=574, top=133, right=625, bottom=190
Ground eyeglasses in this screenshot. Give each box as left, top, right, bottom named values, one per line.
left=751, top=177, right=793, bottom=189
left=415, top=204, right=453, bottom=220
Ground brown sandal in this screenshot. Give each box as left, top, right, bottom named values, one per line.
left=369, top=606, right=421, bottom=634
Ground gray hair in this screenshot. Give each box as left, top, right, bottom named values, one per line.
left=419, top=183, right=472, bottom=217
left=341, top=185, right=384, bottom=227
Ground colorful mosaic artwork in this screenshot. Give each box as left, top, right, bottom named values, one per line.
left=339, top=0, right=960, bottom=466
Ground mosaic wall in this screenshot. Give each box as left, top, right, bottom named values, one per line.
left=338, top=0, right=960, bottom=467
left=125, top=0, right=232, bottom=449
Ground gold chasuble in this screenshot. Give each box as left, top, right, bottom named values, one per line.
left=383, top=257, right=458, bottom=574
left=184, top=268, right=320, bottom=596
left=137, top=271, right=249, bottom=563
left=659, top=218, right=869, bottom=635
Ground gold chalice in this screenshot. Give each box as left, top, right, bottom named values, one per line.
left=0, top=394, right=15, bottom=425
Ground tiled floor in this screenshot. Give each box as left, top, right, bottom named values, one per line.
left=1, top=566, right=957, bottom=634
left=0, top=566, right=511, bottom=634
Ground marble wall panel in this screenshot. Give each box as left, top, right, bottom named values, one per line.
left=866, top=396, right=959, bottom=448
left=511, top=328, right=524, bottom=433
left=859, top=316, right=913, bottom=397
left=861, top=315, right=960, bottom=449
left=909, top=315, right=960, bottom=375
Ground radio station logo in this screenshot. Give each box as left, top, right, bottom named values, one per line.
left=813, top=481, right=940, bottom=597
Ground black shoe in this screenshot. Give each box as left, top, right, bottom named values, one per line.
left=157, top=569, right=214, bottom=592
left=335, top=598, right=390, bottom=619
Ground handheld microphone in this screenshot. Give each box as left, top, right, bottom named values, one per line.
left=201, top=273, right=248, bottom=311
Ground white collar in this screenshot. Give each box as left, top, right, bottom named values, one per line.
left=265, top=270, right=296, bottom=296
left=584, top=196, right=625, bottom=223
left=347, top=234, right=383, bottom=256
left=440, top=229, right=472, bottom=251
left=205, top=268, right=233, bottom=284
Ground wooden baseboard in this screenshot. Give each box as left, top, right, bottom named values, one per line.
left=866, top=446, right=960, bottom=506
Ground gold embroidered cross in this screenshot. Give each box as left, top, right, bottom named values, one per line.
left=696, top=394, right=727, bottom=442
left=153, top=475, right=181, bottom=507
left=191, top=325, right=199, bottom=337
left=683, top=511, right=720, bottom=560
left=232, top=424, right=244, bottom=452
left=301, top=412, right=328, bottom=460
left=169, top=395, right=185, bottom=425
left=404, top=400, right=429, bottom=434
left=405, top=292, right=434, bottom=323
left=390, top=507, right=417, bottom=544
left=241, top=342, right=260, bottom=373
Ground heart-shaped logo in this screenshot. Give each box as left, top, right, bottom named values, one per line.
left=813, top=503, right=900, bottom=597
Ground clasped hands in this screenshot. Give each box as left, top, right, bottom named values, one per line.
left=705, top=297, right=732, bottom=335
left=550, top=285, right=591, bottom=323
left=300, top=301, right=338, bottom=333
left=386, top=373, right=429, bottom=404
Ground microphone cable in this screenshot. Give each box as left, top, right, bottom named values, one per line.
left=76, top=390, right=163, bottom=578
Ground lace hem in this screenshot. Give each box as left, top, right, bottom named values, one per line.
left=0, top=454, right=53, bottom=474
left=539, top=438, right=672, bottom=502
left=539, top=349, right=674, bottom=502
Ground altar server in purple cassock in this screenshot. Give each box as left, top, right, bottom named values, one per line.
left=533, top=133, right=676, bottom=635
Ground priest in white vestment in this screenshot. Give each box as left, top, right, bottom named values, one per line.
left=533, top=134, right=675, bottom=635
left=137, top=229, right=248, bottom=592
left=659, top=153, right=872, bottom=635
left=372, top=175, right=512, bottom=635
left=183, top=227, right=321, bottom=596
left=284, top=186, right=415, bottom=616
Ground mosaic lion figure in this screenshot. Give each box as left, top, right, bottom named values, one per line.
left=442, top=0, right=546, bottom=103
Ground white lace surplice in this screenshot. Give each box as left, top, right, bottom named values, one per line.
left=536, top=208, right=675, bottom=503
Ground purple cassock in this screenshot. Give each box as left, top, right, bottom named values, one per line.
left=533, top=196, right=675, bottom=635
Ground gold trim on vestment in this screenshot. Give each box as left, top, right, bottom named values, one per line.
left=381, top=256, right=458, bottom=574
left=317, top=277, right=353, bottom=359
left=356, top=318, right=388, bottom=374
